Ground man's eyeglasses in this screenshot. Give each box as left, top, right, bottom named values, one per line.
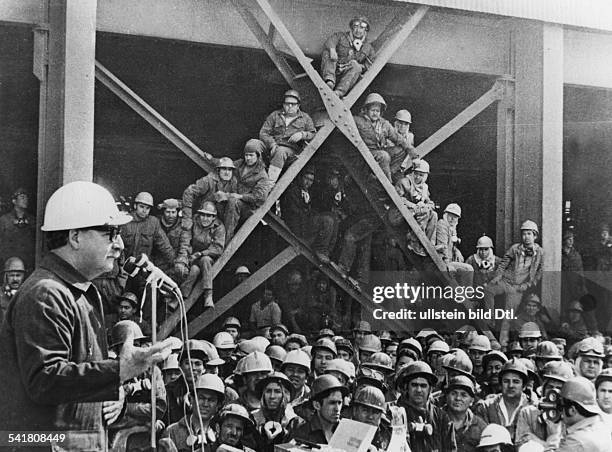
left=88, top=225, right=122, bottom=242
left=284, top=102, right=299, bottom=107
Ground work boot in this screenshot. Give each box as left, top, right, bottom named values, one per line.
left=203, top=289, right=214, bottom=309
left=325, top=80, right=335, bottom=89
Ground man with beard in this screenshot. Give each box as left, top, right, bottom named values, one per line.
left=443, top=375, right=486, bottom=452
left=320, top=16, right=376, bottom=98
left=0, top=256, right=25, bottom=324
left=288, top=375, right=348, bottom=444
left=259, top=90, right=315, bottom=183
left=213, top=404, right=257, bottom=452
left=350, top=385, right=391, bottom=451
left=281, top=349, right=311, bottom=407
left=163, top=374, right=225, bottom=451
left=515, top=360, right=573, bottom=449
left=396, top=361, right=457, bottom=451
left=479, top=350, right=508, bottom=398
left=474, top=359, right=532, bottom=442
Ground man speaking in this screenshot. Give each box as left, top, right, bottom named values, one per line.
left=0, top=181, right=177, bottom=451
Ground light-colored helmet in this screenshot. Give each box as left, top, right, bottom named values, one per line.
left=194, top=374, right=225, bottom=398
left=363, top=352, right=393, bottom=374
left=134, top=192, right=154, bottom=207
left=394, top=109, right=412, bottom=123
left=446, top=375, right=476, bottom=397
left=411, top=159, right=430, bottom=174
left=353, top=385, right=385, bottom=412
left=428, top=340, right=450, bottom=355
left=216, top=157, right=236, bottom=169
left=542, top=361, right=574, bottom=383
left=158, top=198, right=180, bottom=210
left=576, top=337, right=604, bottom=358
left=595, top=368, right=612, bottom=389
left=162, top=353, right=180, bottom=371
left=200, top=340, right=225, bottom=366
left=197, top=201, right=217, bottom=216
left=312, top=337, right=338, bottom=357
left=326, top=358, right=356, bottom=380
left=561, top=376, right=601, bottom=414
left=282, top=349, right=311, bottom=372
left=109, top=320, right=146, bottom=348
left=359, top=334, right=382, bottom=354
left=469, top=335, right=491, bottom=352
left=349, top=16, right=370, bottom=31
left=444, top=203, right=462, bottom=218
left=284, top=89, right=301, bottom=104
left=520, top=220, right=539, bottom=234
left=477, top=424, right=512, bottom=447
left=398, top=338, right=423, bottom=359
left=476, top=235, right=493, bottom=249
left=265, top=345, right=287, bottom=364
left=216, top=403, right=254, bottom=428
left=3, top=257, right=25, bottom=273
left=363, top=93, right=387, bottom=110
left=223, top=316, right=242, bottom=329
left=41, top=181, right=131, bottom=231
left=535, top=341, right=562, bottom=360
left=241, top=351, right=273, bottom=374
left=213, top=332, right=236, bottom=350
left=234, top=266, right=251, bottom=275
left=518, top=322, right=542, bottom=339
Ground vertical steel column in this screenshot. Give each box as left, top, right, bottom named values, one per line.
left=541, top=24, right=564, bottom=315
left=496, top=77, right=515, bottom=253
left=34, top=0, right=97, bottom=262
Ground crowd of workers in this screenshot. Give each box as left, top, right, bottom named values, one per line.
left=0, top=13, right=612, bottom=452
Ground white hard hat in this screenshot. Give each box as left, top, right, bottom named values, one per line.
left=41, top=181, right=131, bottom=231
left=444, top=203, right=462, bottom=218
left=134, top=192, right=154, bottom=207
left=477, top=424, right=512, bottom=447
left=235, top=266, right=251, bottom=275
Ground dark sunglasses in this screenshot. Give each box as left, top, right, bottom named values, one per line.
left=88, top=225, right=122, bottom=242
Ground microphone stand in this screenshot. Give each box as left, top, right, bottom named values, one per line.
left=150, top=284, right=157, bottom=451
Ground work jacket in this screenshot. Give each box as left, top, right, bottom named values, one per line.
left=0, top=253, right=121, bottom=450
left=259, top=109, right=315, bottom=152
left=176, top=218, right=225, bottom=266
left=233, top=157, right=272, bottom=208
left=442, top=408, right=487, bottom=452
left=181, top=171, right=238, bottom=230
left=557, top=414, right=612, bottom=452
left=123, top=213, right=175, bottom=267
left=354, top=114, right=410, bottom=151
left=474, top=393, right=531, bottom=442
left=324, top=31, right=375, bottom=68
left=397, top=396, right=457, bottom=452
left=496, top=243, right=544, bottom=290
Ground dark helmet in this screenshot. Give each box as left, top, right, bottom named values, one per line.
left=283, top=89, right=301, bottom=104
left=312, top=374, right=349, bottom=401
left=396, top=361, right=437, bottom=389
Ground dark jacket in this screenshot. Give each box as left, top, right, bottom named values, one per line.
left=0, top=253, right=120, bottom=447
left=123, top=214, right=175, bottom=267
left=397, top=396, right=457, bottom=452
left=354, top=114, right=410, bottom=151
left=0, top=210, right=36, bottom=270
left=233, top=158, right=272, bottom=208
left=496, top=243, right=544, bottom=290
left=287, top=413, right=336, bottom=445
left=324, top=31, right=375, bottom=69
left=259, top=109, right=316, bottom=152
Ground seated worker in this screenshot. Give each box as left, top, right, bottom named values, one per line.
left=320, top=16, right=376, bottom=98
left=175, top=201, right=225, bottom=308
left=354, top=93, right=413, bottom=180
left=387, top=109, right=419, bottom=182
left=259, top=89, right=315, bottom=183
left=390, top=159, right=437, bottom=258
left=436, top=203, right=474, bottom=288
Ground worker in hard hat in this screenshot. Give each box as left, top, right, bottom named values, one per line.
left=386, top=109, right=419, bottom=182
left=561, top=230, right=586, bottom=313
left=0, top=256, right=26, bottom=324
left=349, top=384, right=392, bottom=450
left=574, top=337, right=604, bottom=382
left=480, top=350, right=508, bottom=397
left=395, top=361, right=457, bottom=451
left=280, top=166, right=336, bottom=265
left=436, top=203, right=474, bottom=287
left=468, top=335, right=491, bottom=382
left=354, top=93, right=414, bottom=180
left=515, top=361, right=573, bottom=449
left=556, top=376, right=612, bottom=451
left=476, top=423, right=513, bottom=451
left=259, top=89, right=316, bottom=183
left=175, top=200, right=225, bottom=309
left=474, top=359, right=532, bottom=442
left=162, top=373, right=226, bottom=451
left=113, top=291, right=152, bottom=337
left=249, top=286, right=282, bottom=337
left=282, top=349, right=312, bottom=407
left=236, top=351, right=274, bottom=412
left=320, top=16, right=376, bottom=98
left=212, top=403, right=257, bottom=451
left=466, top=235, right=501, bottom=313
left=390, top=158, right=438, bottom=257
left=560, top=301, right=589, bottom=343
left=156, top=198, right=182, bottom=263
left=0, top=188, right=35, bottom=270
left=512, top=293, right=552, bottom=341
left=485, top=220, right=544, bottom=347
left=288, top=374, right=349, bottom=444
left=223, top=316, right=242, bottom=343
left=443, top=375, right=487, bottom=452
left=0, top=181, right=177, bottom=448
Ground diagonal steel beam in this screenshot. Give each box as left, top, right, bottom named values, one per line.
left=417, top=81, right=503, bottom=158
left=254, top=0, right=448, bottom=277
left=184, top=246, right=299, bottom=338
left=94, top=61, right=215, bottom=173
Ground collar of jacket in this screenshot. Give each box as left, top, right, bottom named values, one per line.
left=278, top=109, right=305, bottom=119
left=41, top=252, right=92, bottom=293
left=518, top=243, right=541, bottom=256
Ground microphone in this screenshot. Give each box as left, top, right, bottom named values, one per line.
left=123, top=254, right=179, bottom=293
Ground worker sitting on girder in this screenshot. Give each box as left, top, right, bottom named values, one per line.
left=354, top=93, right=413, bottom=180
left=389, top=159, right=437, bottom=259
left=388, top=109, right=420, bottom=182
left=435, top=203, right=474, bottom=288
left=321, top=15, right=376, bottom=98
left=259, top=89, right=316, bottom=183
left=280, top=166, right=337, bottom=264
